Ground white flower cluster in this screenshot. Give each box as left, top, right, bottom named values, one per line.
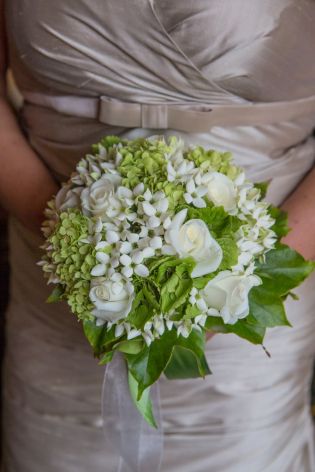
left=48, top=137, right=277, bottom=344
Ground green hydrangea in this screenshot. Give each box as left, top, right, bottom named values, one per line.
left=117, top=138, right=171, bottom=189
left=49, top=210, right=96, bottom=320
left=185, top=146, right=241, bottom=180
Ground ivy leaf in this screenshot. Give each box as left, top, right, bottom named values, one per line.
left=164, top=345, right=211, bottom=379
left=269, top=206, right=290, bottom=238
left=46, top=285, right=64, bottom=303
left=161, top=275, right=192, bottom=313
left=126, top=329, right=209, bottom=399
left=114, top=339, right=145, bottom=355
left=98, top=351, right=114, bottom=365
left=227, top=319, right=266, bottom=344
left=248, top=286, right=290, bottom=327
left=126, top=290, right=154, bottom=329
left=217, top=237, right=239, bottom=270
left=254, top=181, right=270, bottom=200
left=83, top=320, right=118, bottom=356
left=187, top=205, right=228, bottom=234
left=205, top=316, right=229, bottom=334
left=255, top=244, right=315, bottom=296
left=142, top=281, right=160, bottom=311
left=128, top=371, right=157, bottom=429
left=157, top=258, right=194, bottom=313
left=205, top=316, right=265, bottom=344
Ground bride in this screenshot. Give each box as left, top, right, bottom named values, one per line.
left=1, top=1, right=315, bottom=471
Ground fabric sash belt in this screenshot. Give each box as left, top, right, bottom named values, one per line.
left=22, top=91, right=315, bottom=130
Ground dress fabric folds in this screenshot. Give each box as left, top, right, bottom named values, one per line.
left=3, top=1, right=315, bottom=471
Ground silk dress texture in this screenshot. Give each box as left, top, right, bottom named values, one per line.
left=3, top=1, right=315, bottom=471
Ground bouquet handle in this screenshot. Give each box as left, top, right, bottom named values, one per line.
left=102, top=352, right=164, bottom=472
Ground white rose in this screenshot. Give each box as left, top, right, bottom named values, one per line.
left=203, top=172, right=236, bottom=212
left=81, top=174, right=122, bottom=220
left=201, top=271, right=261, bottom=324
left=165, top=209, right=223, bottom=278
left=55, top=185, right=83, bottom=211
left=89, top=273, right=134, bottom=323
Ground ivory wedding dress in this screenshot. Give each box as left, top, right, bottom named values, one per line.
left=3, top=1, right=315, bottom=471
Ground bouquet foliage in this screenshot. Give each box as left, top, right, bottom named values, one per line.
left=40, top=136, right=314, bottom=426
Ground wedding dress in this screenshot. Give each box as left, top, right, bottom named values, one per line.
left=3, top=1, right=315, bottom=471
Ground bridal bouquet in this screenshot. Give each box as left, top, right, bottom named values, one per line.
left=40, top=135, right=314, bottom=426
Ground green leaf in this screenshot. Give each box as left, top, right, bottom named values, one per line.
left=269, top=206, right=290, bottom=238
left=248, top=286, right=290, bottom=327
left=83, top=320, right=118, bottom=356
left=164, top=345, right=211, bottom=379
left=161, top=275, right=192, bottom=313
left=142, top=282, right=160, bottom=311
left=187, top=205, right=227, bottom=234
left=227, top=319, right=266, bottom=344
left=217, top=236, right=239, bottom=270
left=153, top=257, right=194, bottom=314
left=126, top=290, right=154, bottom=329
left=126, top=329, right=209, bottom=398
left=128, top=371, right=157, bottom=428
left=114, top=339, right=145, bottom=355
left=205, top=316, right=229, bottom=333
left=205, top=316, right=265, bottom=344
left=255, top=181, right=270, bottom=200
left=255, top=244, right=315, bottom=296
left=46, top=285, right=64, bottom=303
left=98, top=351, right=114, bottom=365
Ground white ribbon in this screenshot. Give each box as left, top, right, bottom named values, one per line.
left=102, top=352, right=164, bottom=472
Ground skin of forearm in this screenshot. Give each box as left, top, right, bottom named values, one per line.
left=281, top=167, right=315, bottom=260
left=0, top=93, right=59, bottom=232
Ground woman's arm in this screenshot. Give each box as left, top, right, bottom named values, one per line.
left=0, top=0, right=58, bottom=233
left=282, top=167, right=315, bottom=260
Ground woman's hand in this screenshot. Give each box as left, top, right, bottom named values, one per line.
left=0, top=96, right=59, bottom=235
left=0, top=10, right=59, bottom=235
left=281, top=167, right=315, bottom=261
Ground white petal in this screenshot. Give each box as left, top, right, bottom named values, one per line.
left=96, top=252, right=110, bottom=263
left=166, top=320, right=173, bottom=330
left=163, top=217, right=172, bottom=229
left=111, top=258, right=120, bottom=268
left=161, top=245, right=177, bottom=255
left=133, top=183, right=144, bottom=196
left=94, top=218, right=103, bottom=233
left=147, top=215, right=160, bottom=228
left=155, top=198, right=169, bottom=214
left=91, top=264, right=107, bottom=277
left=142, top=247, right=155, bottom=258
left=184, top=193, right=193, bottom=204
left=143, top=332, right=154, bottom=346
left=150, top=236, right=163, bottom=249
left=196, top=298, right=208, bottom=311
left=96, top=318, right=106, bottom=327
left=122, top=266, right=133, bottom=278
left=127, top=232, right=140, bottom=243
left=143, top=189, right=152, bottom=201
left=120, top=241, right=132, bottom=254
left=120, top=254, right=132, bottom=266
left=115, top=323, right=125, bottom=337
left=106, top=230, right=120, bottom=244
left=186, top=179, right=195, bottom=194
left=193, top=197, right=206, bottom=208
left=142, top=201, right=156, bottom=216
left=134, top=264, right=149, bottom=277
left=132, top=251, right=144, bottom=264
left=127, top=329, right=141, bottom=340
